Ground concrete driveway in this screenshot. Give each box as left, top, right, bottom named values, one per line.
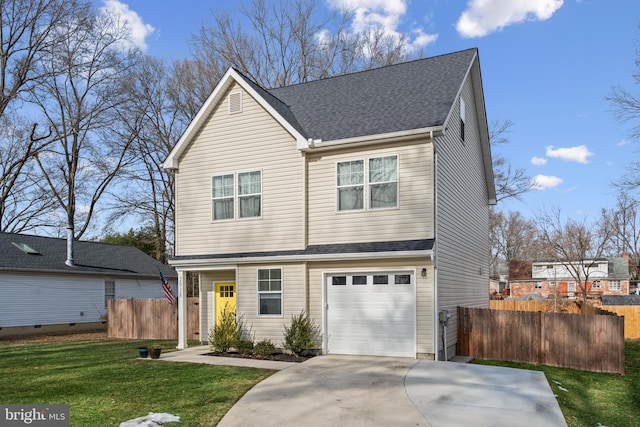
left=216, top=355, right=567, bottom=427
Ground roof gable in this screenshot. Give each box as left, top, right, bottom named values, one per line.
left=164, top=48, right=484, bottom=170
left=0, top=232, right=176, bottom=278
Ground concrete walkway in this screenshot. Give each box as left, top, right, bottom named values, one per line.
left=155, top=347, right=567, bottom=427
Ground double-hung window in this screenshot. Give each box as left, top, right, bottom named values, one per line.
left=212, top=174, right=234, bottom=220
left=337, top=155, right=397, bottom=211
left=369, top=156, right=398, bottom=209
left=104, top=281, right=115, bottom=309
left=258, top=268, right=282, bottom=315
left=212, top=171, right=261, bottom=220
left=238, top=171, right=261, bottom=218
left=337, top=160, right=364, bottom=211
left=609, top=280, right=621, bottom=291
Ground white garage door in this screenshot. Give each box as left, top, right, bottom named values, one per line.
left=326, top=271, right=415, bottom=357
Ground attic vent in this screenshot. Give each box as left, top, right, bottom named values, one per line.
left=11, top=242, right=41, bottom=255
left=229, top=92, right=242, bottom=114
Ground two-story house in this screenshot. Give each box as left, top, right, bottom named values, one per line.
left=164, top=48, right=496, bottom=360
left=509, top=258, right=630, bottom=299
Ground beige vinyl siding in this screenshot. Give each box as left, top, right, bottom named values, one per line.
left=175, top=82, right=305, bottom=256
left=308, top=258, right=434, bottom=356
left=199, top=270, right=236, bottom=343
left=307, top=140, right=434, bottom=245
left=435, top=71, right=491, bottom=358
left=236, top=263, right=307, bottom=347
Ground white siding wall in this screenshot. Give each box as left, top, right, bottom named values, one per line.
left=236, top=263, right=307, bottom=347
left=308, top=258, right=434, bottom=356
left=307, top=140, right=434, bottom=245
left=435, top=70, right=491, bottom=358
left=175, top=83, right=305, bottom=256
left=0, top=272, right=174, bottom=327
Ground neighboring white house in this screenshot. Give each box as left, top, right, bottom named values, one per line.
left=0, top=232, right=177, bottom=337
left=164, top=48, right=496, bottom=360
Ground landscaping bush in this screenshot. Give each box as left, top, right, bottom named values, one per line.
left=254, top=339, right=275, bottom=357
left=283, top=311, right=318, bottom=356
left=235, top=339, right=254, bottom=354
left=208, top=304, right=243, bottom=352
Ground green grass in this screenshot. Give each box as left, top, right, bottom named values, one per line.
left=474, top=339, right=640, bottom=427
left=0, top=339, right=274, bottom=426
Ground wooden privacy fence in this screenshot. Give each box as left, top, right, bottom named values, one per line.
left=108, top=298, right=199, bottom=340
left=602, top=305, right=640, bottom=339
left=458, top=306, right=625, bottom=374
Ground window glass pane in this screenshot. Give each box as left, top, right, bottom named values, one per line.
left=270, top=280, right=282, bottom=291
left=337, top=161, right=363, bottom=185
left=370, top=183, right=397, bottom=209
left=258, top=281, right=270, bottom=292
left=258, top=269, right=270, bottom=280
left=239, top=195, right=261, bottom=218
left=259, top=294, right=282, bottom=315
left=270, top=269, right=281, bottom=280
left=238, top=171, right=261, bottom=195
left=213, top=199, right=234, bottom=220
left=338, top=187, right=363, bottom=210
left=394, top=274, right=411, bottom=284
left=332, top=276, right=346, bottom=286
left=212, top=174, right=234, bottom=197
left=369, top=156, right=397, bottom=183
left=352, top=275, right=367, bottom=285
left=373, top=275, right=388, bottom=285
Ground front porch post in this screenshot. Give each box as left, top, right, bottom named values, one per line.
left=177, top=269, right=188, bottom=349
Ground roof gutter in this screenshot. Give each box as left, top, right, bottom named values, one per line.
left=297, top=126, right=444, bottom=152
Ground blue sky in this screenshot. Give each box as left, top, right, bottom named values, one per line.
left=97, top=0, right=640, bottom=222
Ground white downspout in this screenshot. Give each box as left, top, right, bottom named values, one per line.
left=432, top=130, right=441, bottom=361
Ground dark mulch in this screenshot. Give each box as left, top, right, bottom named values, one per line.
left=204, top=351, right=314, bottom=363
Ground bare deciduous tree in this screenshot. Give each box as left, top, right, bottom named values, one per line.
left=536, top=208, right=613, bottom=302
left=489, top=119, right=534, bottom=202
left=28, top=6, right=141, bottom=263
left=604, top=191, right=640, bottom=279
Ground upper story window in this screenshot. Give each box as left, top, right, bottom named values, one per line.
left=238, top=171, right=261, bottom=218
left=609, top=280, right=621, bottom=291
left=212, top=174, right=234, bottom=220
left=337, top=155, right=398, bottom=212
left=212, top=171, right=261, bottom=221
left=337, top=160, right=364, bottom=211
left=459, top=97, right=466, bottom=142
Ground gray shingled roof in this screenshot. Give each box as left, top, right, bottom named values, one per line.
left=602, top=295, right=640, bottom=306
left=0, top=232, right=176, bottom=278
left=608, top=257, right=630, bottom=279
left=254, top=48, right=477, bottom=141
left=171, top=239, right=434, bottom=261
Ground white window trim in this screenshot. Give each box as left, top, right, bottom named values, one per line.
left=211, top=170, right=262, bottom=222
left=237, top=169, right=263, bottom=221
left=211, top=172, right=235, bottom=222
left=257, top=267, right=283, bottom=317
left=335, top=154, right=399, bottom=213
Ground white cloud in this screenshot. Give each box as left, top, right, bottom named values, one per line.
left=532, top=174, right=563, bottom=190
left=618, top=139, right=631, bottom=147
left=531, top=156, right=547, bottom=166
left=545, top=145, right=593, bottom=163
left=100, top=0, right=155, bottom=51
left=456, top=0, right=564, bottom=38
left=327, top=0, right=437, bottom=51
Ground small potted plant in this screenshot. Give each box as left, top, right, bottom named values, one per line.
left=149, top=344, right=162, bottom=359
left=138, top=346, right=149, bottom=358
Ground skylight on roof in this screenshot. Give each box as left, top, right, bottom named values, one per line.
left=11, top=242, right=41, bottom=255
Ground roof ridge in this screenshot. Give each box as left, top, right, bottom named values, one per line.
left=266, top=47, right=478, bottom=91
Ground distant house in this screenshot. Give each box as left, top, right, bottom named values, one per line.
left=0, top=232, right=177, bottom=337
left=509, top=258, right=630, bottom=299
left=164, top=48, right=495, bottom=360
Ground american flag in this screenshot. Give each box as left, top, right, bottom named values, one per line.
left=160, top=271, right=176, bottom=304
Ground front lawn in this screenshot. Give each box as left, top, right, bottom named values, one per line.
left=0, top=339, right=274, bottom=426
left=474, top=339, right=640, bottom=427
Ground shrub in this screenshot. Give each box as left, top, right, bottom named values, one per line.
left=208, top=303, right=243, bottom=352
left=235, top=339, right=255, bottom=354
left=254, top=339, right=275, bottom=357
left=283, top=311, right=318, bottom=356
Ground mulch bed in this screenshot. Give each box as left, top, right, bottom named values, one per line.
left=204, top=351, right=314, bottom=363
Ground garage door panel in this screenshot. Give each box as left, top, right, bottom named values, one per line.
left=326, top=271, right=415, bottom=357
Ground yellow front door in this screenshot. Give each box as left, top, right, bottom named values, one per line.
left=215, top=282, right=237, bottom=325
